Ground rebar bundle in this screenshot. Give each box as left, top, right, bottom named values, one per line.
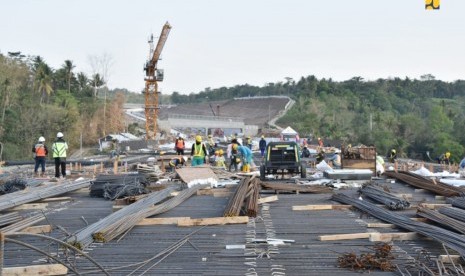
left=0, top=178, right=27, bottom=195
left=0, top=178, right=91, bottom=212
left=67, top=185, right=178, bottom=249
left=332, top=193, right=465, bottom=257
left=360, top=184, right=410, bottom=210
left=89, top=174, right=149, bottom=200
left=94, top=184, right=208, bottom=243
left=1, top=213, right=45, bottom=233
left=438, top=207, right=465, bottom=223
left=446, top=197, right=465, bottom=209
left=0, top=212, right=22, bottom=227
left=261, top=181, right=332, bottom=193
left=384, top=171, right=462, bottom=197
left=223, top=177, right=250, bottom=217
left=246, top=178, right=260, bottom=217
left=417, top=206, right=465, bottom=234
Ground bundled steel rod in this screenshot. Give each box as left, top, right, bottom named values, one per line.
left=332, top=193, right=465, bottom=257
left=261, top=181, right=332, bottom=193
left=0, top=212, right=22, bottom=227
left=67, top=185, right=178, bottom=249
left=246, top=178, right=260, bottom=217
left=446, top=197, right=465, bottom=209
left=417, top=206, right=465, bottom=234
left=223, top=177, right=250, bottom=217
left=0, top=178, right=91, bottom=212
left=1, top=213, right=45, bottom=233
left=89, top=173, right=149, bottom=200
left=438, top=207, right=465, bottom=223
left=384, top=171, right=462, bottom=197
left=94, top=184, right=208, bottom=242
left=360, top=184, right=410, bottom=210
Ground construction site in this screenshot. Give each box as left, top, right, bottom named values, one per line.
left=2, top=13, right=465, bottom=276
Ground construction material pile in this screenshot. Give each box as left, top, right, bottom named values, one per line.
left=338, top=243, right=395, bottom=272
left=89, top=174, right=150, bottom=200
left=261, top=181, right=332, bottom=193
left=342, top=145, right=376, bottom=160
left=438, top=207, right=465, bottom=222
left=417, top=206, right=465, bottom=234
left=0, top=178, right=27, bottom=195
left=332, top=193, right=465, bottom=257
left=446, top=197, right=465, bottom=209
left=224, top=177, right=260, bottom=217
left=384, top=170, right=463, bottom=197
left=360, top=184, right=410, bottom=210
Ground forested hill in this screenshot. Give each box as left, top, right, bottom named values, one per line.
left=168, top=75, right=465, bottom=162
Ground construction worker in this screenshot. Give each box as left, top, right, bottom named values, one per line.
left=215, top=149, right=227, bottom=169
left=259, top=135, right=267, bottom=157
left=246, top=136, right=252, bottom=150
left=169, top=156, right=188, bottom=171
left=52, top=132, right=68, bottom=179
left=191, top=135, right=208, bottom=166
left=328, top=149, right=341, bottom=169
left=388, top=149, right=397, bottom=163
left=444, top=151, right=451, bottom=165
left=316, top=149, right=325, bottom=164
left=234, top=144, right=253, bottom=172
left=32, top=136, right=48, bottom=177
left=110, top=138, right=119, bottom=160
left=317, top=137, right=324, bottom=148
left=174, top=136, right=185, bottom=155
left=459, top=157, right=465, bottom=170
left=301, top=145, right=311, bottom=158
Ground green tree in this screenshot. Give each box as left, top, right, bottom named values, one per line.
left=63, top=60, right=75, bottom=94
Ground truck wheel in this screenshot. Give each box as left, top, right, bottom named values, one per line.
left=260, top=165, right=266, bottom=181
left=300, top=164, right=307, bottom=179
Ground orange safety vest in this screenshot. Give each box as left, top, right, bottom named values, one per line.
left=176, top=139, right=184, bottom=149
left=35, top=144, right=46, bottom=157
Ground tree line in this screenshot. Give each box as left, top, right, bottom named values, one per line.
left=165, top=75, right=465, bottom=163
left=0, top=52, right=126, bottom=160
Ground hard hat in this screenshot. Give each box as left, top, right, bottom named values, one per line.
left=57, top=132, right=64, bottom=138
left=247, top=136, right=251, bottom=139
left=391, top=149, right=396, bottom=154
left=446, top=152, right=451, bottom=157
left=233, top=144, right=238, bottom=150
left=218, top=149, right=224, bottom=155
left=38, top=136, right=45, bottom=142
left=195, top=135, right=202, bottom=142
left=208, top=134, right=212, bottom=138
left=214, top=150, right=219, bottom=155
left=261, top=135, right=264, bottom=139
left=182, top=156, right=188, bottom=163
left=318, top=137, right=321, bottom=140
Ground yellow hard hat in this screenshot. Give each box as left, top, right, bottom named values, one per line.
left=195, top=135, right=202, bottom=142
left=446, top=152, right=451, bottom=158
left=214, top=150, right=219, bottom=155
left=208, top=134, right=212, bottom=138
left=233, top=144, right=238, bottom=150
left=218, top=149, right=224, bottom=155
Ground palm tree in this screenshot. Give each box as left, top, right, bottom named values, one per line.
left=63, top=60, right=75, bottom=94
left=35, top=67, right=53, bottom=104
left=76, top=72, right=89, bottom=92
left=91, top=73, right=105, bottom=98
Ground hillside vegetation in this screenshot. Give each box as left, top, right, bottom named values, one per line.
left=0, top=52, right=126, bottom=160
left=167, top=76, right=465, bottom=163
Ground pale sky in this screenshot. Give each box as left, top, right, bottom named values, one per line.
left=1, top=1, right=464, bottom=94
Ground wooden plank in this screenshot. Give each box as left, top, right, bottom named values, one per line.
left=2, top=264, right=68, bottom=276
left=175, top=167, right=218, bottom=184
left=258, top=195, right=278, bottom=204
left=212, top=192, right=232, bottom=197
left=137, top=217, right=190, bottom=226
left=438, top=255, right=463, bottom=264
left=392, top=193, right=413, bottom=199
left=178, top=216, right=249, bottom=227
left=366, top=223, right=396, bottom=228
left=319, top=233, right=372, bottom=241
left=292, top=204, right=351, bottom=211
left=11, top=203, right=48, bottom=211
left=40, top=197, right=71, bottom=202
left=197, top=188, right=229, bottom=196
left=419, top=203, right=452, bottom=209
left=369, top=232, right=419, bottom=242
left=21, top=225, right=52, bottom=234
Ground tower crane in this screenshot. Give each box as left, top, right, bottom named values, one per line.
left=144, top=22, right=171, bottom=140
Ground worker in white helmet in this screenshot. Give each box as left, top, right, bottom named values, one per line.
left=52, top=132, right=68, bottom=179
left=32, top=136, right=48, bottom=177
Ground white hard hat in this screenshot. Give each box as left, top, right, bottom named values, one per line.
left=57, top=132, right=64, bottom=138
left=38, top=136, right=45, bottom=142
left=182, top=156, right=188, bottom=162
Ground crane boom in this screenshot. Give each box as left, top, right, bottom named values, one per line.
left=144, top=22, right=171, bottom=140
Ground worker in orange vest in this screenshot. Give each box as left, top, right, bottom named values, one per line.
left=32, top=136, right=48, bottom=177
left=175, top=136, right=185, bottom=155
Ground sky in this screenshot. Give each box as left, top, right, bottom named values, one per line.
left=1, top=0, right=464, bottom=95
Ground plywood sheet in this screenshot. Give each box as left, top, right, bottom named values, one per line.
left=176, top=167, right=218, bottom=183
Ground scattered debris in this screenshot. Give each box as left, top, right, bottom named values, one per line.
left=337, top=243, right=395, bottom=272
